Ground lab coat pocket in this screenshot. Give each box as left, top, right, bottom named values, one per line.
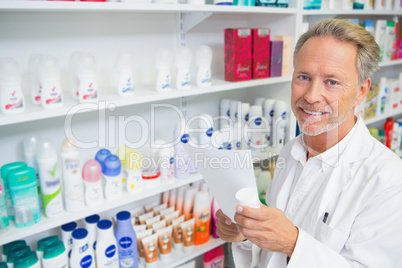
left=315, top=221, right=349, bottom=253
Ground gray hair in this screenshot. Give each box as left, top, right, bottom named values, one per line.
left=293, top=18, right=380, bottom=85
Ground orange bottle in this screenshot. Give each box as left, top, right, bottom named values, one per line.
left=194, top=191, right=211, bottom=245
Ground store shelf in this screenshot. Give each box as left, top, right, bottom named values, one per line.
left=138, top=237, right=226, bottom=268
left=303, top=9, right=402, bottom=16
left=364, top=109, right=402, bottom=125
left=0, top=75, right=292, bottom=127
left=0, top=173, right=202, bottom=246
left=0, top=1, right=296, bottom=14
left=379, top=59, right=402, bottom=68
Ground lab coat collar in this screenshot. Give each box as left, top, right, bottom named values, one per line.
left=292, top=116, right=372, bottom=172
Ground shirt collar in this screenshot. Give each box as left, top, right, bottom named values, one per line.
left=291, top=115, right=363, bottom=171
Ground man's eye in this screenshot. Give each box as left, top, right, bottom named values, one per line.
left=299, top=75, right=309, bottom=80
left=328, top=80, right=338, bottom=86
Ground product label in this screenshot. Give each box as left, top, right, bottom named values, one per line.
left=105, top=245, right=117, bottom=258
left=238, top=29, right=251, bottom=36
left=254, top=117, right=262, bottom=126
left=80, top=255, right=93, bottom=268
left=206, top=128, right=213, bottom=137
left=43, top=83, right=62, bottom=105
left=11, top=186, right=41, bottom=226
left=181, top=133, right=190, bottom=144
left=119, top=237, right=133, bottom=249
left=62, top=156, right=84, bottom=203
left=2, top=87, right=24, bottom=111
left=0, top=197, right=9, bottom=229
left=118, top=74, right=134, bottom=95
left=79, top=80, right=98, bottom=101
left=258, top=29, right=269, bottom=36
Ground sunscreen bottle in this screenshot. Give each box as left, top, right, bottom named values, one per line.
left=8, top=167, right=41, bottom=228
left=195, top=45, right=212, bottom=87
left=175, top=47, right=192, bottom=90
left=85, top=214, right=100, bottom=264
left=0, top=162, right=27, bottom=221
left=115, top=211, right=139, bottom=268
left=27, top=54, right=43, bottom=105
left=96, top=219, right=119, bottom=268
left=76, top=53, right=98, bottom=102
left=42, top=241, right=68, bottom=268
left=71, top=228, right=95, bottom=268
left=115, top=52, right=134, bottom=96
left=36, top=139, right=64, bottom=218
left=82, top=160, right=104, bottom=207
left=123, top=149, right=143, bottom=193
left=0, top=57, right=25, bottom=114
left=37, top=54, right=63, bottom=109
left=61, top=138, right=84, bottom=212
left=155, top=48, right=173, bottom=93
left=193, top=191, right=211, bottom=245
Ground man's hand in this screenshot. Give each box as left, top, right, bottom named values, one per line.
left=234, top=204, right=299, bottom=257
left=215, top=209, right=246, bottom=243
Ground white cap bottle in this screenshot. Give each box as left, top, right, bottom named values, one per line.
left=174, top=118, right=191, bottom=179
left=0, top=57, right=25, bottom=114
left=197, top=113, right=214, bottom=148
left=23, top=136, right=40, bottom=189
left=103, top=155, right=122, bottom=200
left=42, top=241, right=68, bottom=268
left=37, top=55, right=63, bottom=109
left=248, top=105, right=263, bottom=153
left=115, top=52, right=134, bottom=96
left=61, top=221, right=77, bottom=266
left=70, top=228, right=95, bottom=268
left=220, top=99, right=231, bottom=129
left=27, top=54, right=43, bottom=105
left=96, top=220, right=119, bottom=268
left=36, top=139, right=64, bottom=218
left=272, top=100, right=287, bottom=149
left=175, top=47, right=192, bottom=90
left=155, top=48, right=173, bottom=93
left=239, top=102, right=250, bottom=125
left=61, top=138, right=84, bottom=212
left=158, top=144, right=175, bottom=184
left=84, top=214, right=100, bottom=261
left=75, top=53, right=98, bottom=102
left=229, top=100, right=241, bottom=124
left=221, top=124, right=233, bottom=150
left=235, top=187, right=260, bottom=208
left=195, top=45, right=212, bottom=87
left=263, top=99, right=276, bottom=147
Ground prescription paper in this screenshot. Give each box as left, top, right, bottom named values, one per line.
left=183, top=145, right=258, bottom=222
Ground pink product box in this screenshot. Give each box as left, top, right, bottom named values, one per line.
left=270, top=40, right=283, bottom=77
left=224, top=28, right=252, bottom=82
left=252, top=28, right=271, bottom=79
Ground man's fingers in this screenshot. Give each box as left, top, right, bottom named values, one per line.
left=216, top=209, right=232, bottom=225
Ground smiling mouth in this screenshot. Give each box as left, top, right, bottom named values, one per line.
left=301, top=108, right=328, bottom=116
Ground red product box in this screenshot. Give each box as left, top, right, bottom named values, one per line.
left=224, top=28, right=252, bottom=82
left=252, top=28, right=270, bottom=79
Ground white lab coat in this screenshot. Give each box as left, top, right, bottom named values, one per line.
left=232, top=116, right=402, bottom=268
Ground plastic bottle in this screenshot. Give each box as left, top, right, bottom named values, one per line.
left=376, top=77, right=388, bottom=116
left=175, top=47, right=192, bottom=90
left=14, top=251, right=40, bottom=268
left=27, top=54, right=43, bottom=105
left=203, top=245, right=225, bottom=268
left=6, top=246, right=30, bottom=268
left=23, top=136, right=40, bottom=199
left=229, top=100, right=240, bottom=124
left=254, top=97, right=265, bottom=109
left=219, top=99, right=231, bottom=129
left=391, top=16, right=399, bottom=60
left=248, top=105, right=263, bottom=153
left=61, top=138, right=84, bottom=212
left=37, top=54, right=63, bottom=109
left=0, top=162, right=27, bottom=221
left=158, top=145, right=175, bottom=184
left=42, top=241, right=68, bottom=268
left=364, top=0, right=373, bottom=10
left=195, top=45, right=212, bottom=87
left=263, top=99, right=276, bottom=147
left=123, top=149, right=143, bottom=193
left=374, top=20, right=387, bottom=62
left=37, top=235, right=60, bottom=264
left=61, top=221, right=77, bottom=267
left=69, top=51, right=82, bottom=99
left=71, top=228, right=95, bottom=268
left=239, top=102, right=250, bottom=125
left=8, top=167, right=41, bottom=228
left=383, top=20, right=395, bottom=62
left=353, top=0, right=364, bottom=8
left=221, top=124, right=233, bottom=150
left=378, top=130, right=386, bottom=145
left=103, top=155, right=122, bottom=200
left=363, top=20, right=375, bottom=37
left=272, top=100, right=287, bottom=148
left=115, top=211, right=139, bottom=268
left=384, top=117, right=394, bottom=149
left=374, top=0, right=384, bottom=9
left=0, top=57, right=25, bottom=114
left=235, top=187, right=260, bottom=208
left=303, top=0, right=322, bottom=9
left=96, top=219, right=119, bottom=268
left=197, top=113, right=214, bottom=148
left=85, top=214, right=100, bottom=265
left=75, top=53, right=98, bottom=102
left=174, top=119, right=191, bottom=179
left=36, top=139, right=64, bottom=218
left=155, top=48, right=173, bottom=93
left=193, top=191, right=211, bottom=245
left=95, top=148, right=112, bottom=169
left=115, top=52, right=134, bottom=96
left=0, top=178, right=9, bottom=230
left=82, top=160, right=104, bottom=207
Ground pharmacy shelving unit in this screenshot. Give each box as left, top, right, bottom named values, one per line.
left=0, top=1, right=299, bottom=266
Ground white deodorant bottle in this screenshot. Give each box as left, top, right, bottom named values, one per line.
left=195, top=45, right=213, bottom=87
left=155, top=48, right=173, bottom=93
left=175, top=47, right=192, bottom=90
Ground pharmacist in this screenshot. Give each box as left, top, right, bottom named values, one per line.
left=216, top=18, right=402, bottom=268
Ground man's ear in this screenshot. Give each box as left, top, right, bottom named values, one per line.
left=354, top=78, right=371, bottom=107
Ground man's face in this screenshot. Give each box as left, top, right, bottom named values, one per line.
left=291, top=36, right=360, bottom=136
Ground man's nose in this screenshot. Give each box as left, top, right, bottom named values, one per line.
left=304, top=80, right=323, bottom=104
